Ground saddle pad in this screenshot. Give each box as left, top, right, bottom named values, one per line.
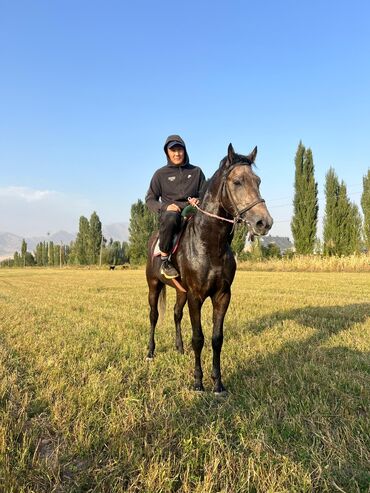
left=153, top=232, right=180, bottom=257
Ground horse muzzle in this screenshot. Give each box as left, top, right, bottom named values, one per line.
left=249, top=210, right=273, bottom=236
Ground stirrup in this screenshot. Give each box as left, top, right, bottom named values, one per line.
left=160, top=260, right=179, bottom=279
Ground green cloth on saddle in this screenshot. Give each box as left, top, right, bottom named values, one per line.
left=181, top=205, right=197, bottom=219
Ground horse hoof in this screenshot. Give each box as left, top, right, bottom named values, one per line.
left=193, top=383, right=205, bottom=392
left=146, top=354, right=154, bottom=361
left=213, top=384, right=227, bottom=395
left=214, top=390, right=228, bottom=397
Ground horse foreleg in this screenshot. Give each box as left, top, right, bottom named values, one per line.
left=188, top=295, right=204, bottom=391
left=174, top=291, right=187, bottom=354
left=147, top=282, right=163, bottom=359
left=211, top=289, right=231, bottom=393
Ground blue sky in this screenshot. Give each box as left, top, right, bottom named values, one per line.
left=1, top=0, right=369, bottom=238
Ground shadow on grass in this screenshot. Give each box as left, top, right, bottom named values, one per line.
left=158, top=303, right=370, bottom=492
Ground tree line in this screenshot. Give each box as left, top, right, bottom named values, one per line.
left=291, top=141, right=369, bottom=255
left=2, top=142, right=369, bottom=268
left=1, top=211, right=129, bottom=268
left=128, top=142, right=369, bottom=263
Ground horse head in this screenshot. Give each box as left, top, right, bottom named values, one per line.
left=219, top=143, right=273, bottom=236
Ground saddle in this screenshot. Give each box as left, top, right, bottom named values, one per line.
left=152, top=205, right=196, bottom=258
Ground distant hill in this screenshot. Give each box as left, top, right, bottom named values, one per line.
left=103, top=222, right=129, bottom=243
left=0, top=222, right=129, bottom=259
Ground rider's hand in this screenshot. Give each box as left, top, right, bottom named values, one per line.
left=167, top=203, right=181, bottom=212
left=188, top=197, right=199, bottom=207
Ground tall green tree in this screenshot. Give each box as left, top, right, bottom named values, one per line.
left=35, top=242, right=43, bottom=265
left=48, top=241, right=55, bottom=266
left=323, top=170, right=362, bottom=255
left=361, top=169, right=370, bottom=250
left=323, top=168, right=340, bottom=255
left=89, top=211, right=102, bottom=264
left=21, top=239, right=27, bottom=267
left=75, top=216, right=90, bottom=264
left=348, top=203, right=362, bottom=254
left=42, top=241, right=49, bottom=266
left=129, top=199, right=158, bottom=264
left=291, top=143, right=318, bottom=254
left=14, top=251, right=21, bottom=267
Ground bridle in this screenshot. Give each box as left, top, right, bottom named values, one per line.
left=192, top=162, right=265, bottom=229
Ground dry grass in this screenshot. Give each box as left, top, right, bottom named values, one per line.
left=238, top=253, right=370, bottom=272
left=0, top=268, right=369, bottom=492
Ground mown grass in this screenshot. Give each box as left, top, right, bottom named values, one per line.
left=0, top=268, right=369, bottom=492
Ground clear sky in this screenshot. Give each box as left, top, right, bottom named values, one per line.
left=1, top=0, right=369, bottom=238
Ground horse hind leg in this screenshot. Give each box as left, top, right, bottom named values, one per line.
left=147, top=282, right=165, bottom=359
left=174, top=291, right=187, bottom=354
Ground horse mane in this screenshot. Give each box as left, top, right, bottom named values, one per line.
left=199, top=153, right=256, bottom=202
left=218, top=154, right=255, bottom=169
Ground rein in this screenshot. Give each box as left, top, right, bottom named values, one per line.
left=189, top=161, right=265, bottom=229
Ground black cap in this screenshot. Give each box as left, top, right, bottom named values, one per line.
left=167, top=140, right=185, bottom=149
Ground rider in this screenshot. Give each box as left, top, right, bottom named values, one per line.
left=146, top=135, right=206, bottom=279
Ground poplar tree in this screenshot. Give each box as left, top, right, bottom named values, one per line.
left=361, top=169, right=370, bottom=250
left=49, top=241, right=55, bottom=266
left=14, top=251, right=20, bottom=267
left=336, top=181, right=351, bottom=255
left=129, top=199, right=158, bottom=264
left=323, top=170, right=362, bottom=255
left=337, top=183, right=362, bottom=255
left=43, top=242, right=49, bottom=266
left=291, top=143, right=318, bottom=253
left=75, top=216, right=90, bottom=264
left=348, top=204, right=362, bottom=254
left=35, top=243, right=43, bottom=265
left=89, top=211, right=102, bottom=264
left=21, top=239, right=27, bottom=267
left=323, top=168, right=340, bottom=255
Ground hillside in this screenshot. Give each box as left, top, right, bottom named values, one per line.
left=0, top=222, right=129, bottom=259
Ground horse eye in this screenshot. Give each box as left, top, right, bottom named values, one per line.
left=233, top=180, right=242, bottom=186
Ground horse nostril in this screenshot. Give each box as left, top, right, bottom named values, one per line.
left=256, top=219, right=265, bottom=230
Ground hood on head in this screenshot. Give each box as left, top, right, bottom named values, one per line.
left=164, top=134, right=189, bottom=165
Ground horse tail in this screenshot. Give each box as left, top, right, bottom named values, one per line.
left=157, top=285, right=166, bottom=325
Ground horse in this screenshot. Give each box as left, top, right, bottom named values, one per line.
left=146, top=143, right=273, bottom=393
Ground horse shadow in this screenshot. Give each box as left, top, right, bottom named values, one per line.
left=154, top=302, right=370, bottom=491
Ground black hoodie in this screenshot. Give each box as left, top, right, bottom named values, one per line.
left=145, top=135, right=206, bottom=213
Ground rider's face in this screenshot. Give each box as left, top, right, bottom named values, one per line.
left=167, top=145, right=185, bottom=166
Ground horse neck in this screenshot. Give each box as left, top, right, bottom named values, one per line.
left=192, top=177, right=233, bottom=245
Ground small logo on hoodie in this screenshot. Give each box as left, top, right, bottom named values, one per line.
left=187, top=174, right=192, bottom=179
left=168, top=176, right=176, bottom=181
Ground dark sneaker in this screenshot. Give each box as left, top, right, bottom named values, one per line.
left=160, top=259, right=179, bottom=279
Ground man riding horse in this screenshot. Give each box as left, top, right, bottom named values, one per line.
left=146, top=141, right=273, bottom=392
left=145, top=135, right=206, bottom=279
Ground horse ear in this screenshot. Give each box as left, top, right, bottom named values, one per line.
left=227, top=143, right=235, bottom=164
left=247, top=146, right=257, bottom=163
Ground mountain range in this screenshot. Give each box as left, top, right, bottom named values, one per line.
left=0, top=223, right=129, bottom=259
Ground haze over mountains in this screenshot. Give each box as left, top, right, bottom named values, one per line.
left=0, top=222, right=129, bottom=259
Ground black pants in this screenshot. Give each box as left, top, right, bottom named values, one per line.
left=159, top=211, right=182, bottom=254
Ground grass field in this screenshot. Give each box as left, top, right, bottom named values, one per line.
left=0, top=268, right=369, bottom=492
